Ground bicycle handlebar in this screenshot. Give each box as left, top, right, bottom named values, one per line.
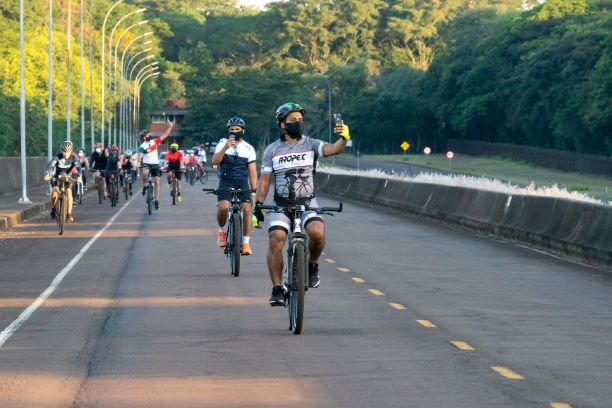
left=258, top=202, right=343, bottom=215
left=203, top=188, right=256, bottom=195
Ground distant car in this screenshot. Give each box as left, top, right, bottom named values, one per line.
left=159, top=151, right=167, bottom=162
left=209, top=142, right=218, bottom=153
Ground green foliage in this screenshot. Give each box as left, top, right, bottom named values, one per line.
left=2, top=0, right=610, bottom=160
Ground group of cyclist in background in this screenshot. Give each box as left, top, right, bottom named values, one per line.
left=43, top=102, right=350, bottom=306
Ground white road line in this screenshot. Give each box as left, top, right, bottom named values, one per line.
left=0, top=197, right=135, bottom=348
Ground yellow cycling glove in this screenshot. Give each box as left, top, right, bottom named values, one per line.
left=339, top=124, right=350, bottom=141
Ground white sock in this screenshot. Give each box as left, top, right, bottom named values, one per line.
left=243, top=236, right=250, bottom=243
left=218, top=228, right=224, bottom=233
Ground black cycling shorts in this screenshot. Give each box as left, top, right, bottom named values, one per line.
left=168, top=169, right=182, bottom=181
left=144, top=163, right=161, bottom=178
left=217, top=178, right=251, bottom=203
left=104, top=170, right=120, bottom=184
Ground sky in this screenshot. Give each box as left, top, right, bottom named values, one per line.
left=237, top=0, right=279, bottom=9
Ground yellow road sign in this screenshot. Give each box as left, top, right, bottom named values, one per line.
left=400, top=141, right=410, bottom=151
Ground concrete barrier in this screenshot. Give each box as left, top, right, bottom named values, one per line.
left=316, top=173, right=612, bottom=269
left=0, top=157, right=49, bottom=195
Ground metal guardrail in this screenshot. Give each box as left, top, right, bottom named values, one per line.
left=447, top=139, right=612, bottom=177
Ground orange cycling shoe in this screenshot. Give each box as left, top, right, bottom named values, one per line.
left=217, top=230, right=227, bottom=247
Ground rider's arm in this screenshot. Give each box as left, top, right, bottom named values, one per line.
left=322, top=123, right=350, bottom=157
left=248, top=162, right=258, bottom=192
left=211, top=139, right=229, bottom=166
left=256, top=144, right=274, bottom=202
left=255, top=173, right=271, bottom=203
left=323, top=138, right=348, bottom=157
left=158, top=121, right=174, bottom=144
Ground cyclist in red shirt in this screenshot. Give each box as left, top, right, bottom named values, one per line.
left=163, top=143, right=185, bottom=202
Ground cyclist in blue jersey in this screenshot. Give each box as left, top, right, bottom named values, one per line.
left=211, top=116, right=258, bottom=255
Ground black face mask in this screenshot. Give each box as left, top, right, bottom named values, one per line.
left=284, top=121, right=304, bottom=139
left=229, top=130, right=244, bottom=141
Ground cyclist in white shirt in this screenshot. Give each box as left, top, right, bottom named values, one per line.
left=138, top=121, right=174, bottom=210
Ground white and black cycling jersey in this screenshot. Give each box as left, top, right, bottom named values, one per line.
left=214, top=138, right=256, bottom=180
left=261, top=135, right=326, bottom=202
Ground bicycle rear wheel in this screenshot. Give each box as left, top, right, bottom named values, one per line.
left=288, top=242, right=306, bottom=334
left=124, top=182, right=129, bottom=200
left=171, top=179, right=176, bottom=205
left=147, top=183, right=153, bottom=215
left=200, top=170, right=208, bottom=185
left=97, top=177, right=103, bottom=204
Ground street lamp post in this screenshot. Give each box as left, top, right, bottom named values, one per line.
left=48, top=0, right=53, bottom=164
left=134, top=72, right=159, bottom=139
left=19, top=0, right=30, bottom=203
left=107, top=8, right=146, bottom=145
left=133, top=63, right=159, bottom=135
left=67, top=0, right=72, bottom=142
left=122, top=42, right=151, bottom=141
left=119, top=33, right=152, bottom=145
left=101, top=0, right=124, bottom=147
left=80, top=0, right=85, bottom=149
left=88, top=0, right=94, bottom=152
left=112, top=19, right=148, bottom=146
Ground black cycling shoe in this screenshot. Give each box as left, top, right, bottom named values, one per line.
left=154, top=200, right=159, bottom=210
left=308, top=262, right=320, bottom=288
left=50, top=208, right=56, bottom=219
left=141, top=186, right=146, bottom=196
left=269, top=286, right=285, bottom=307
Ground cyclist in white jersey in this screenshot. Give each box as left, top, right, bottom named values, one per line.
left=212, top=116, right=258, bottom=255
left=254, top=102, right=350, bottom=306
left=138, top=121, right=174, bottom=210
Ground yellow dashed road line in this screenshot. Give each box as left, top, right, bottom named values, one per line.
left=550, top=403, right=572, bottom=408
left=389, top=303, right=406, bottom=310
left=416, top=319, right=437, bottom=328
left=352, top=277, right=365, bottom=283
left=337, top=267, right=350, bottom=272
left=491, top=366, right=525, bottom=380
left=368, top=289, right=384, bottom=296
left=449, top=341, right=474, bottom=351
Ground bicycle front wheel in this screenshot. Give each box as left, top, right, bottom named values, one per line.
left=200, top=171, right=208, bottom=185
left=171, top=179, right=176, bottom=206
left=97, top=178, right=103, bottom=204
left=229, top=212, right=241, bottom=277
left=57, top=193, right=66, bottom=235
left=288, top=241, right=306, bottom=334
left=110, top=182, right=116, bottom=207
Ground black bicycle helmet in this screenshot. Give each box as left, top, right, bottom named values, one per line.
left=275, top=102, right=305, bottom=124
left=227, top=116, right=246, bottom=129
left=61, top=140, right=73, bottom=152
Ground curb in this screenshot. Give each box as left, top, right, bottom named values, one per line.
left=0, top=201, right=52, bottom=231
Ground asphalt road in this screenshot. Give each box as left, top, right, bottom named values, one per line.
left=0, top=175, right=610, bottom=408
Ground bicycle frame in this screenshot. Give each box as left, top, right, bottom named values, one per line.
left=55, top=172, right=73, bottom=235
left=146, top=171, right=154, bottom=215
left=259, top=200, right=342, bottom=334
left=203, top=187, right=255, bottom=277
